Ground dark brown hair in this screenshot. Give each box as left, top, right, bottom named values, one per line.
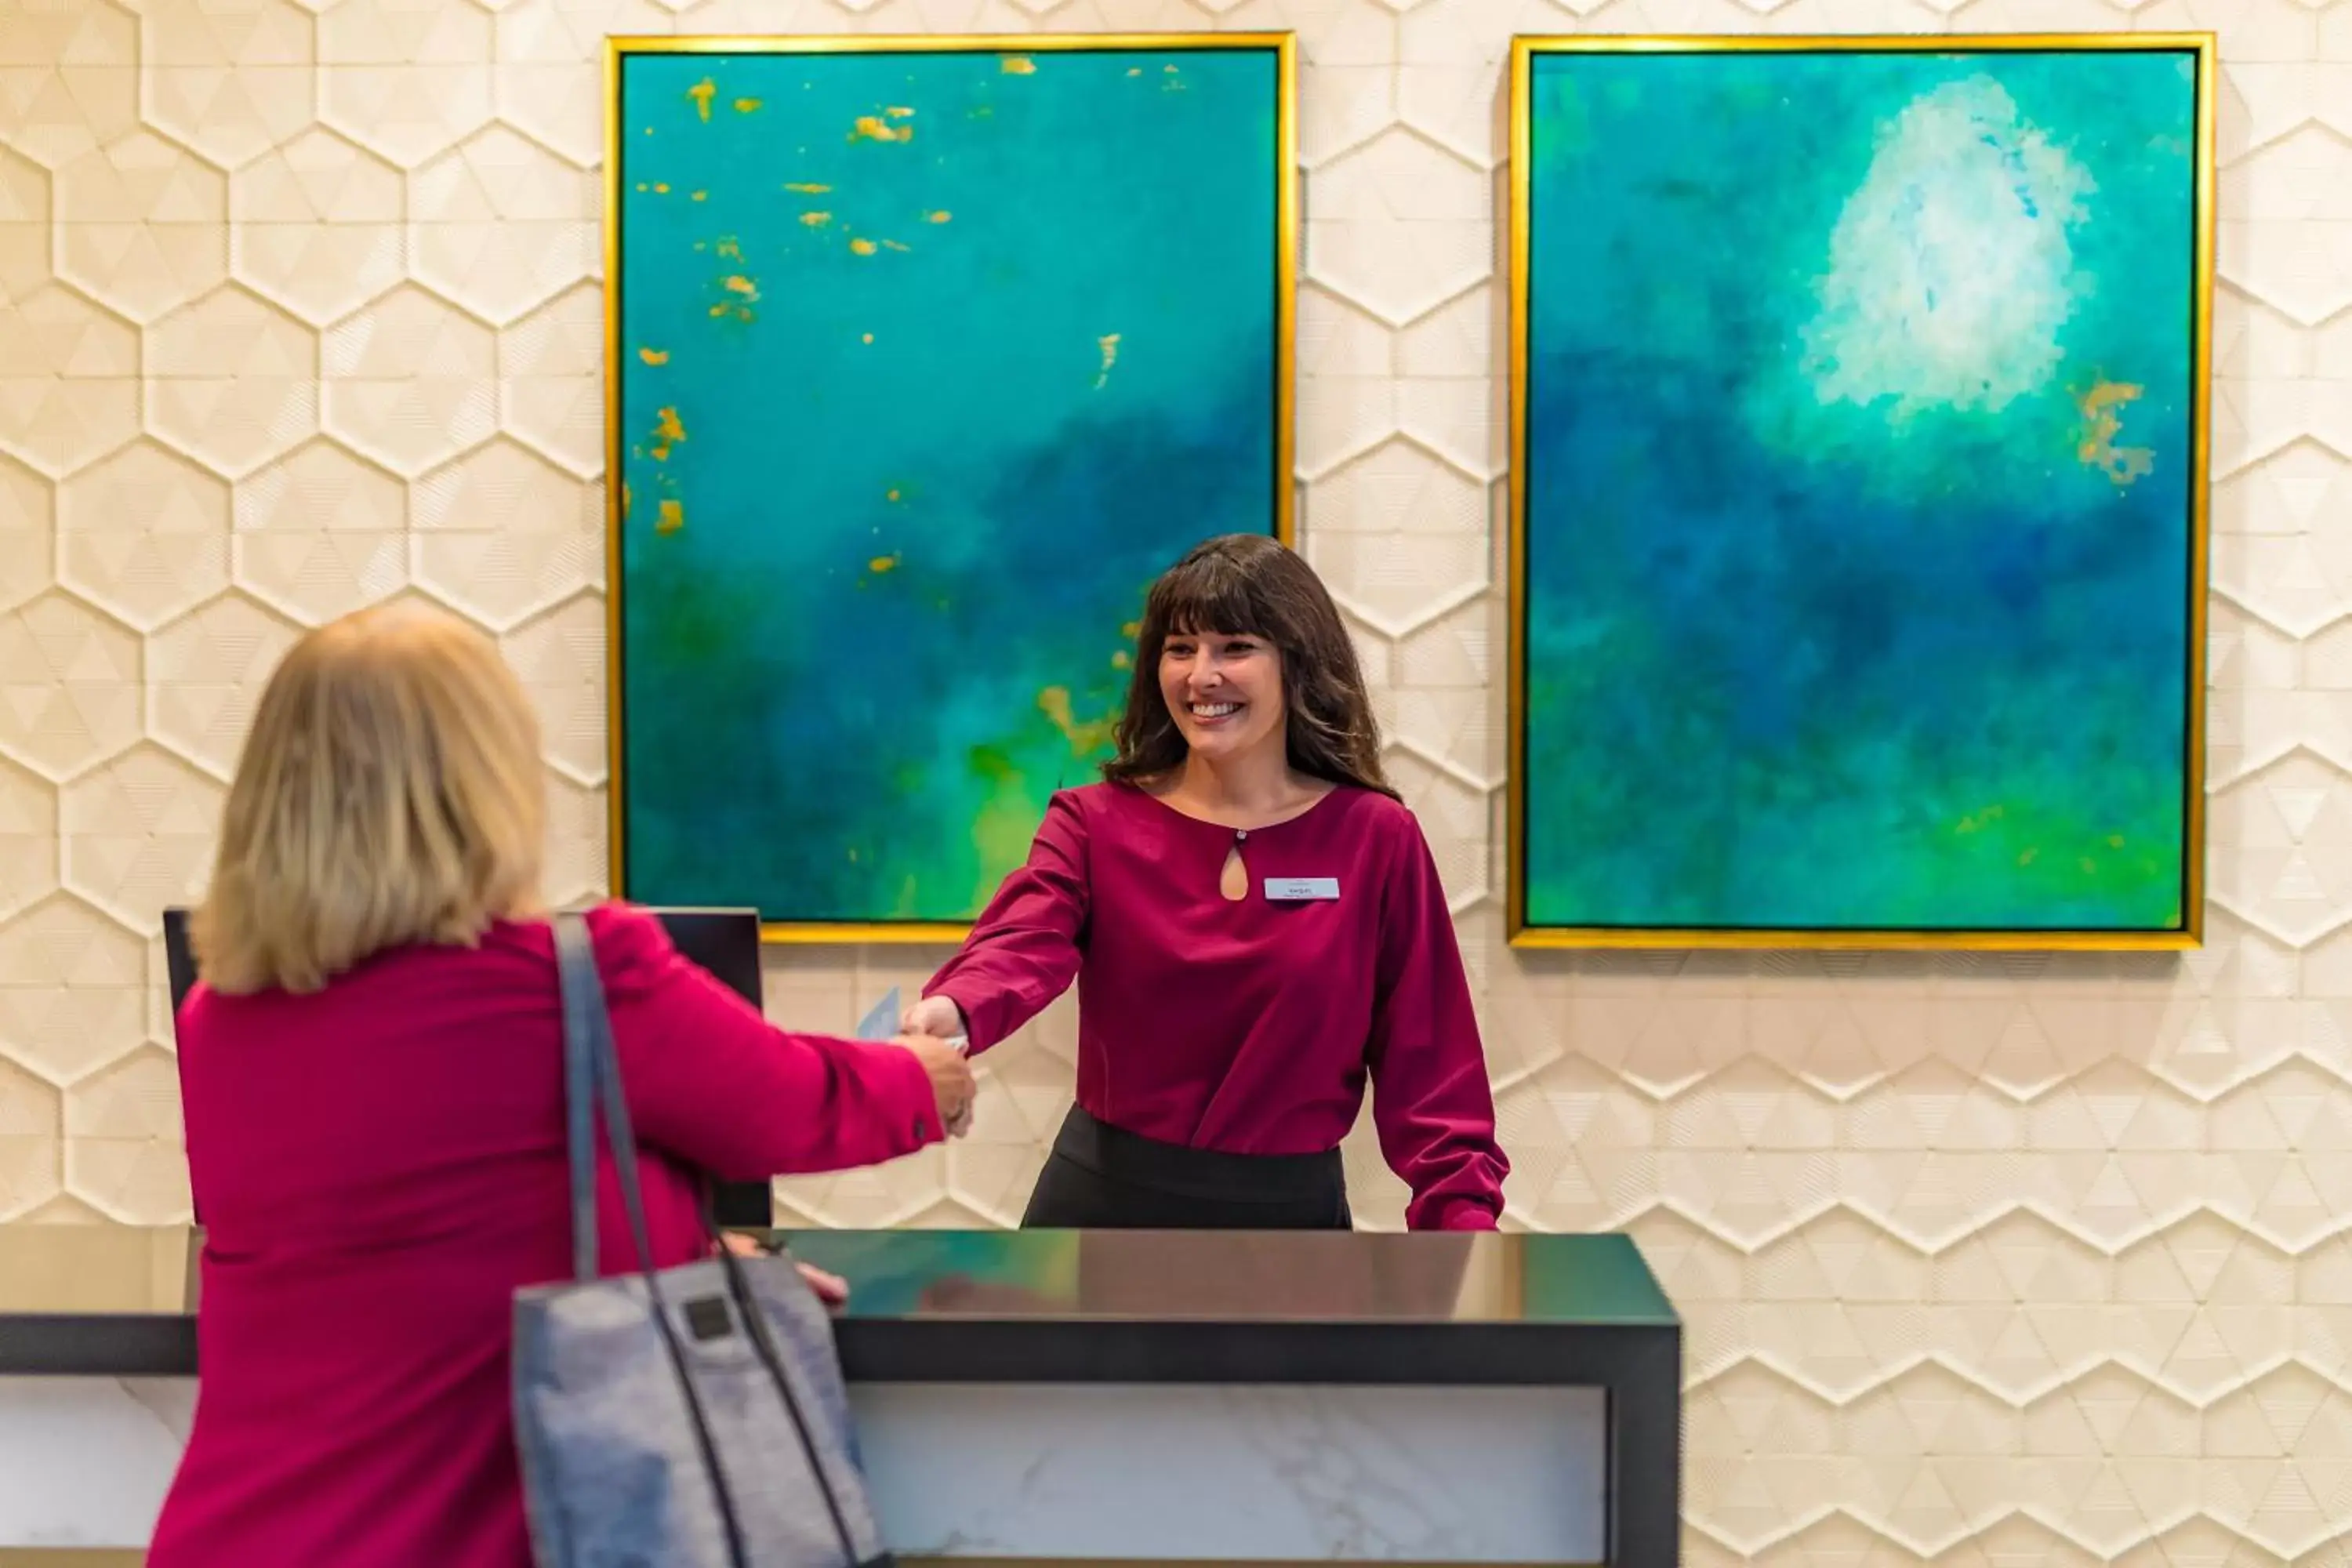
left=1103, top=534, right=1396, bottom=799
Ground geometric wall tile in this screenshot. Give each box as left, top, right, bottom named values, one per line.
left=1398, top=372, right=1496, bottom=480
left=1300, top=62, right=1395, bottom=170
left=145, top=590, right=301, bottom=779
left=497, top=280, right=601, bottom=477
left=143, top=282, right=318, bottom=477
left=409, top=435, right=600, bottom=629
left=137, top=0, right=317, bottom=171
left=230, top=436, right=408, bottom=622
left=2208, top=751, right=2352, bottom=946
left=319, top=282, right=496, bottom=474
left=0, top=0, right=140, bottom=171
left=1297, top=284, right=1396, bottom=379
left=0, top=451, right=53, bottom=614
left=492, top=0, right=676, bottom=169
left=0, top=281, right=142, bottom=478
left=499, top=589, right=604, bottom=786
left=0, top=1053, right=63, bottom=1220
left=228, top=125, right=406, bottom=328
left=1305, top=128, right=1491, bottom=327
left=1396, top=56, right=1501, bottom=172
left=1396, top=280, right=1491, bottom=379
left=408, top=123, right=595, bottom=325
left=63, top=1127, right=191, bottom=1225
left=318, top=0, right=494, bottom=169
left=2218, top=217, right=2352, bottom=331
left=1311, top=521, right=1489, bottom=634
left=54, top=130, right=229, bottom=325
left=61, top=1040, right=180, bottom=1140
left=1384, top=745, right=1489, bottom=910
left=0, top=589, right=141, bottom=782
left=0, top=890, right=145, bottom=1085
left=1392, top=594, right=1495, bottom=783
left=0, top=143, right=52, bottom=302
left=1296, top=368, right=1401, bottom=480
left=541, top=768, right=606, bottom=909
left=59, top=741, right=223, bottom=936
left=2213, top=523, right=2350, bottom=640
left=1313, top=434, right=1486, bottom=536
left=0, top=752, right=60, bottom=924
left=55, top=438, right=231, bottom=631
left=2209, top=437, right=2350, bottom=544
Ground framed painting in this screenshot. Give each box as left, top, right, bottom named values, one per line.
left=604, top=34, right=1294, bottom=941
left=1506, top=34, right=2216, bottom=950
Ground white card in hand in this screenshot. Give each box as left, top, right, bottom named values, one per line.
left=855, top=986, right=901, bottom=1041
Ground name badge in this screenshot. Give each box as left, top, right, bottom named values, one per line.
left=1265, top=877, right=1341, bottom=902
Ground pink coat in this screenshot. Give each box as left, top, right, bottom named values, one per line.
left=150, top=902, right=940, bottom=1568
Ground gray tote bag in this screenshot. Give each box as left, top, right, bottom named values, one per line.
left=512, top=912, right=895, bottom=1568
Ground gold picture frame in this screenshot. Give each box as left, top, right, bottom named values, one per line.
left=1504, top=33, right=2217, bottom=951
left=601, top=32, right=1298, bottom=944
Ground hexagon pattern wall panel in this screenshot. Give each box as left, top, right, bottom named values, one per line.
left=0, top=0, right=2348, bottom=1559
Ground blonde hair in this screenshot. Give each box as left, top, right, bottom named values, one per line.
left=191, top=601, right=549, bottom=996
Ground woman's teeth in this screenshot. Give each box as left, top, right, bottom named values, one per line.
left=1190, top=702, right=1238, bottom=718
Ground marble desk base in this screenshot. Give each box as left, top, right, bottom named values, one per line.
left=2, top=1377, right=1607, bottom=1563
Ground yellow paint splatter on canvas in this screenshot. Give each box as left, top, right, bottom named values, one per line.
left=2074, top=379, right=2154, bottom=487
left=656, top=499, right=684, bottom=534
left=687, top=78, right=715, bottom=122
left=850, top=238, right=877, bottom=256
left=638, top=347, right=669, bottom=366
left=1037, top=687, right=1116, bottom=755
left=1000, top=56, right=1036, bottom=75
left=648, top=406, right=686, bottom=461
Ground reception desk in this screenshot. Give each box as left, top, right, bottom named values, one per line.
left=0, top=1226, right=1682, bottom=1566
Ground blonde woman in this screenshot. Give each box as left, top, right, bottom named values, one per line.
left=147, top=602, right=973, bottom=1568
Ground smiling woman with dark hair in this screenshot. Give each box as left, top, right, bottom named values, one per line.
left=903, top=533, right=1511, bottom=1232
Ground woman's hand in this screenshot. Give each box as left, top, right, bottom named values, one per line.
left=715, top=1232, right=850, bottom=1310
left=902, top=1033, right=975, bottom=1138
left=793, top=1260, right=850, bottom=1308
left=900, top=993, right=967, bottom=1041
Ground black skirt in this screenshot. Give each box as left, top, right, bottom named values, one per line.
left=1022, top=1106, right=1352, bottom=1230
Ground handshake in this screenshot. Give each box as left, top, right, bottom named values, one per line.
left=869, top=989, right=976, bottom=1140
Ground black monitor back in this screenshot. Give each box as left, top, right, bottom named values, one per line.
left=162, top=906, right=772, bottom=1227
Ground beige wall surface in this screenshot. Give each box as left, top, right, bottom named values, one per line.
left=2, top=0, right=2350, bottom=1559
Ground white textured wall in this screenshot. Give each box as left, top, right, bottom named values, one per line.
left=2, top=0, right=2350, bottom=1559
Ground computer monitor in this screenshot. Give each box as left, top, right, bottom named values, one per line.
left=162, top=906, right=773, bottom=1228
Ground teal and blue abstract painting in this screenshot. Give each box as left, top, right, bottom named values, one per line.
left=1511, top=40, right=2212, bottom=945
left=609, top=39, right=1290, bottom=932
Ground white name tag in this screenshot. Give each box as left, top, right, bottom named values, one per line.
left=1265, top=877, right=1341, bottom=902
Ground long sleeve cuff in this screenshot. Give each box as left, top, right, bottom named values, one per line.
left=1414, top=1195, right=1502, bottom=1232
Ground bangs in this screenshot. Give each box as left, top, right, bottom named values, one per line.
left=1150, top=550, right=1265, bottom=640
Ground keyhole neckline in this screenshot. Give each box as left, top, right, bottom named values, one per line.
left=1126, top=780, right=1341, bottom=837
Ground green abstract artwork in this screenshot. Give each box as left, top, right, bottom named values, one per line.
left=608, top=38, right=1290, bottom=934
left=1510, top=38, right=2212, bottom=946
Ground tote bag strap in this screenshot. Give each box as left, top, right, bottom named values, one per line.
left=554, top=910, right=753, bottom=1568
